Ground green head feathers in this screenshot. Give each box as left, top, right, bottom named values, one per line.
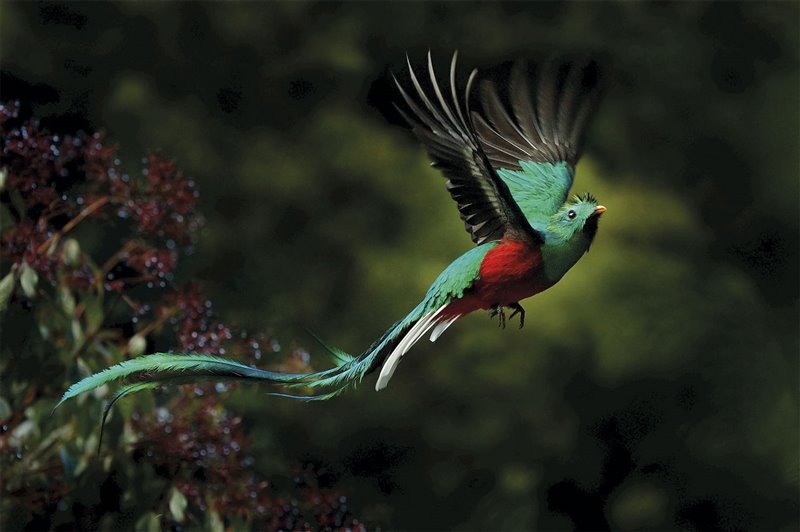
left=541, top=193, right=606, bottom=283
left=548, top=193, right=606, bottom=244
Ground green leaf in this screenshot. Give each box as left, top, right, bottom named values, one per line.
left=9, top=419, right=38, bottom=447
left=32, top=424, right=73, bottom=460
left=84, top=297, right=104, bottom=332
left=73, top=433, right=98, bottom=477
left=134, top=512, right=161, bottom=532
left=0, top=396, right=11, bottom=418
left=126, top=334, right=147, bottom=357
left=59, top=286, right=76, bottom=314
left=19, top=262, right=38, bottom=298
left=69, top=318, right=84, bottom=347
left=59, top=447, right=76, bottom=478
left=61, top=238, right=81, bottom=266
left=169, top=487, right=188, bottom=523
left=0, top=269, right=16, bottom=311
left=207, top=509, right=224, bottom=532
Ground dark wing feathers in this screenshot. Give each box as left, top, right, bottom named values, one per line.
left=474, top=58, right=602, bottom=171
left=509, top=63, right=545, bottom=150
left=395, top=52, right=542, bottom=246
left=478, top=81, right=539, bottom=161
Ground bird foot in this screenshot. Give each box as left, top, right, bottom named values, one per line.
left=489, top=304, right=506, bottom=329
left=489, top=303, right=525, bottom=329
left=508, top=302, right=525, bottom=329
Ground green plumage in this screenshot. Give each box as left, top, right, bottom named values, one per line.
left=55, top=242, right=494, bottom=421
left=57, top=53, right=606, bottom=446
left=423, top=243, right=497, bottom=308
left=497, top=161, right=573, bottom=228
left=56, top=353, right=306, bottom=409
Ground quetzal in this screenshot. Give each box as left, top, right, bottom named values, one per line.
left=57, top=52, right=605, bottom=420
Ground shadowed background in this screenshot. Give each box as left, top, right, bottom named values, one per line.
left=2, top=1, right=798, bottom=529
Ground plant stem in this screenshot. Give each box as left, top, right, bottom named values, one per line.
left=36, top=196, right=111, bottom=254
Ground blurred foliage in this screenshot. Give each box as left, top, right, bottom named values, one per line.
left=0, top=102, right=364, bottom=530
left=1, top=1, right=798, bottom=530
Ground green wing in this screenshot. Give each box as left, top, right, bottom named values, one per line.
left=394, top=52, right=544, bottom=247
left=423, top=241, right=498, bottom=309
left=496, top=161, right=573, bottom=229
left=472, top=59, right=602, bottom=225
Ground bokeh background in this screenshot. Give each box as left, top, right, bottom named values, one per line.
left=2, top=1, right=798, bottom=530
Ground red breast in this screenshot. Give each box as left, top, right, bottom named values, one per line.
left=445, top=239, right=550, bottom=316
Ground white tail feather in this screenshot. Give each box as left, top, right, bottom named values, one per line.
left=430, top=315, right=460, bottom=342
left=376, top=304, right=448, bottom=391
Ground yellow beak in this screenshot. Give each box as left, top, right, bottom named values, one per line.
left=594, top=205, right=607, bottom=215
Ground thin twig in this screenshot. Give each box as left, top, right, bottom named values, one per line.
left=36, top=196, right=111, bottom=254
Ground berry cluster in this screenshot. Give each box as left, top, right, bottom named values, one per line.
left=132, top=394, right=365, bottom=530
left=0, top=101, right=202, bottom=290
left=0, top=101, right=366, bottom=529
left=124, top=155, right=201, bottom=244
left=167, top=285, right=234, bottom=355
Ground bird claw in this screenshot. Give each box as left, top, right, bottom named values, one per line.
left=508, top=303, right=525, bottom=329
left=490, top=303, right=525, bottom=330
left=489, top=305, right=506, bottom=329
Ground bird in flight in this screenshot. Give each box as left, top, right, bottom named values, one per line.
left=58, top=52, right=605, bottom=423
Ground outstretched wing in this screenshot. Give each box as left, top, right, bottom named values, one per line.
left=394, top=52, right=543, bottom=246
left=473, top=59, right=602, bottom=224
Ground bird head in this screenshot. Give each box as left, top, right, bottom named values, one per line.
left=548, top=193, right=606, bottom=247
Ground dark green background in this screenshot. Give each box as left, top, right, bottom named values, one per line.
left=3, top=1, right=798, bottom=529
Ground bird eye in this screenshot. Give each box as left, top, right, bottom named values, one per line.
left=567, top=210, right=576, bottom=220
